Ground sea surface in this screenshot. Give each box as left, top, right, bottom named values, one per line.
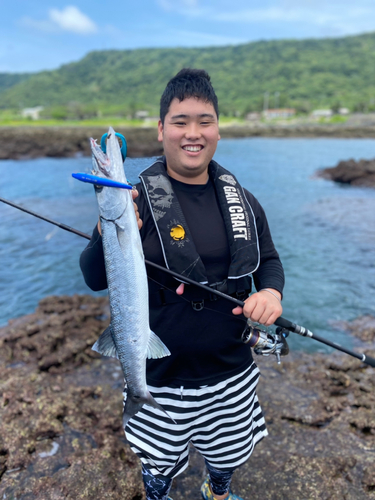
left=1, top=137, right=374, bottom=355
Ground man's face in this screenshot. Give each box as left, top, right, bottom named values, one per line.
left=158, top=97, right=220, bottom=184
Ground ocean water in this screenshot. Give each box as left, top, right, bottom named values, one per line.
left=1, top=137, right=374, bottom=355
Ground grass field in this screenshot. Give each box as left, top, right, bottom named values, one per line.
left=0, top=113, right=350, bottom=128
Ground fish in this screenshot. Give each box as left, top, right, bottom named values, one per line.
left=90, top=127, right=172, bottom=428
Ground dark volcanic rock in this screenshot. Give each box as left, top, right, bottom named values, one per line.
left=0, top=295, right=143, bottom=500
left=0, top=126, right=163, bottom=160
left=341, top=315, right=375, bottom=343
left=318, top=157, right=375, bottom=188
left=1, top=296, right=375, bottom=499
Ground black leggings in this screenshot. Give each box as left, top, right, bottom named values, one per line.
left=142, top=460, right=235, bottom=499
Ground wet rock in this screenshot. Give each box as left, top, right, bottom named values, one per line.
left=318, top=158, right=375, bottom=188
left=339, top=315, right=375, bottom=343
left=0, top=295, right=144, bottom=499
left=1, top=296, right=375, bottom=499
left=1, top=294, right=108, bottom=371
left=363, top=464, right=375, bottom=493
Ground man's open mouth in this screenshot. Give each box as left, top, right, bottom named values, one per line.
left=182, top=145, right=203, bottom=152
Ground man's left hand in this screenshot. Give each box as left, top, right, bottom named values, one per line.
left=232, top=289, right=282, bottom=326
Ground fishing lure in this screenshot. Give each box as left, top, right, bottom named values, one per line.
left=72, top=172, right=133, bottom=190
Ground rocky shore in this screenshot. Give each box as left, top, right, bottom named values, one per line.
left=1, top=123, right=375, bottom=160
left=1, top=295, right=374, bottom=499
left=318, top=158, right=375, bottom=188
left=0, top=127, right=163, bottom=160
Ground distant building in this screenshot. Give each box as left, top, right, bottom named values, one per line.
left=263, top=108, right=296, bottom=120
left=144, top=116, right=159, bottom=124
left=311, top=109, right=333, bottom=118
left=21, top=106, right=44, bottom=120
left=135, top=110, right=149, bottom=120
left=246, top=112, right=261, bottom=121
left=338, top=107, right=350, bottom=115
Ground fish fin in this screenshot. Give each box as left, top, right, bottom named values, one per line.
left=122, top=391, right=176, bottom=429
left=92, top=325, right=119, bottom=359
left=146, top=330, right=171, bottom=359
left=147, top=398, right=176, bottom=425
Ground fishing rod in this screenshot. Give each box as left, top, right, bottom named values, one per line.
left=1, top=195, right=375, bottom=368
left=0, top=196, right=90, bottom=240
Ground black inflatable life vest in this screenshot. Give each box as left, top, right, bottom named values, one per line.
left=139, top=158, right=260, bottom=286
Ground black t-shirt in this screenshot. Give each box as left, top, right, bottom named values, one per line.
left=80, top=172, right=284, bottom=388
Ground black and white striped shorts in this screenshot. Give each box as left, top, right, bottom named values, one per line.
left=123, top=362, right=268, bottom=478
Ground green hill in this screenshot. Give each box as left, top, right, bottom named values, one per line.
left=0, top=73, right=31, bottom=94
left=1, top=32, right=375, bottom=117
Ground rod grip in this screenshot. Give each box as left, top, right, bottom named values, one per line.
left=274, top=316, right=296, bottom=331
left=364, top=354, right=375, bottom=368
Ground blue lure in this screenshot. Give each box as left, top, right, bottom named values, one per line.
left=72, top=172, right=133, bottom=190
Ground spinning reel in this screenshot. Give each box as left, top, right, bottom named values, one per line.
left=241, top=320, right=290, bottom=364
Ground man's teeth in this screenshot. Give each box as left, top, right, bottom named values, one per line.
left=183, top=145, right=202, bottom=152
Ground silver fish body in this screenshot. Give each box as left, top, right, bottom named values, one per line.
left=90, top=127, right=171, bottom=428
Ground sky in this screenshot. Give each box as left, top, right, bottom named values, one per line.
left=1, top=0, right=375, bottom=73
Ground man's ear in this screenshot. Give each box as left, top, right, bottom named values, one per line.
left=157, top=120, right=164, bottom=142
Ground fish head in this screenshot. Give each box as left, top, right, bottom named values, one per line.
left=90, top=127, right=130, bottom=220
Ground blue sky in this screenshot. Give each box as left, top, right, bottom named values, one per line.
left=2, top=0, right=375, bottom=73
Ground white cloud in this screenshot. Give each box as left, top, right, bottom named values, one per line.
left=49, top=6, right=97, bottom=34
left=20, top=6, right=97, bottom=35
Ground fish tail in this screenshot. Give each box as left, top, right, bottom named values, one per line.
left=122, top=391, right=176, bottom=429
left=122, top=397, right=144, bottom=429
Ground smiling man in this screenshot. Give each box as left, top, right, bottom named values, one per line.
left=80, top=68, right=284, bottom=500
left=158, top=95, right=221, bottom=184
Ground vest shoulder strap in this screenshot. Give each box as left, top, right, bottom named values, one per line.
left=139, top=158, right=260, bottom=284
left=140, top=159, right=208, bottom=283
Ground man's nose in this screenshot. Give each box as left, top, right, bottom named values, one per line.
left=185, top=122, right=201, bottom=139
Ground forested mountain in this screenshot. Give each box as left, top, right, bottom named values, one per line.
left=1, top=32, right=375, bottom=117
left=0, top=73, right=31, bottom=94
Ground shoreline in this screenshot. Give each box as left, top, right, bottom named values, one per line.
left=1, top=124, right=375, bottom=160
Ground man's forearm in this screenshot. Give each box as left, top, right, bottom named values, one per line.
left=252, top=257, right=285, bottom=297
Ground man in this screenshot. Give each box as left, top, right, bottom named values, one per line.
left=80, top=68, right=284, bottom=500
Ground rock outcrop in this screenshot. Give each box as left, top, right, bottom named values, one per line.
left=318, top=158, right=375, bottom=188
left=0, top=295, right=374, bottom=499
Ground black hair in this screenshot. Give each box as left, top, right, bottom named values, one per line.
left=160, top=68, right=219, bottom=124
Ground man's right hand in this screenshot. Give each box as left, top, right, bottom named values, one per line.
left=97, top=188, right=143, bottom=235
left=132, top=188, right=143, bottom=230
